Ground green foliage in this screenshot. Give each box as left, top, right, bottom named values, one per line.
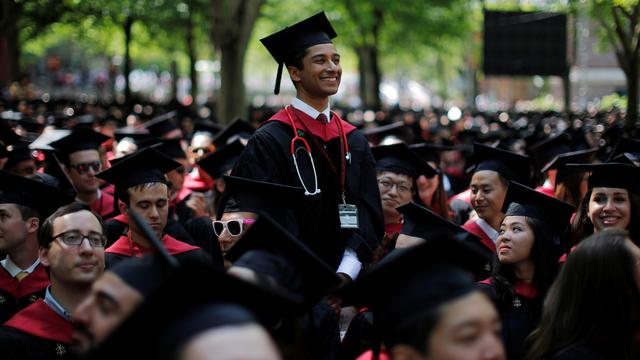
left=599, top=92, right=628, bottom=111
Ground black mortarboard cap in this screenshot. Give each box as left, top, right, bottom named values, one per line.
left=49, top=127, right=109, bottom=155
left=155, top=138, right=187, bottom=160
left=217, top=175, right=303, bottom=221
left=565, top=162, right=640, bottom=193
left=113, top=127, right=152, bottom=144
left=409, top=142, right=458, bottom=165
left=396, top=202, right=493, bottom=275
left=608, top=137, right=640, bottom=161
left=363, top=122, right=414, bottom=146
left=0, top=169, right=72, bottom=217
left=197, top=139, right=245, bottom=179
left=372, top=143, right=437, bottom=179
left=469, top=142, right=532, bottom=186
left=4, top=141, right=36, bottom=171
left=108, top=254, right=174, bottom=298
left=96, top=146, right=180, bottom=197
left=527, top=132, right=572, bottom=168
left=28, top=129, right=71, bottom=151
left=501, top=181, right=575, bottom=235
left=540, top=148, right=597, bottom=173
left=0, top=120, right=21, bottom=148
left=212, top=118, right=255, bottom=148
left=193, top=119, right=222, bottom=137
left=261, top=11, right=337, bottom=94
left=144, top=111, right=179, bottom=138
left=339, top=234, right=489, bottom=343
left=612, top=152, right=638, bottom=166
left=226, top=214, right=342, bottom=308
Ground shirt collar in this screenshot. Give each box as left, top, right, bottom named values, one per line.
left=291, top=97, right=331, bottom=123
left=44, top=286, right=72, bottom=321
left=476, top=218, right=500, bottom=243
left=1, top=256, right=40, bottom=277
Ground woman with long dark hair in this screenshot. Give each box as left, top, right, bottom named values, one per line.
left=481, top=182, right=575, bottom=360
left=526, top=229, right=640, bottom=360
left=569, top=163, right=640, bottom=245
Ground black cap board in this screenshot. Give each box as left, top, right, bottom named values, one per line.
left=144, top=111, right=179, bottom=138
left=197, top=139, right=245, bottom=179
left=338, top=234, right=490, bottom=347
left=96, top=146, right=180, bottom=198
left=608, top=137, right=640, bottom=161
left=49, top=127, right=110, bottom=156
left=540, top=148, right=597, bottom=173
left=469, top=142, right=532, bottom=186
left=217, top=175, right=303, bottom=222
left=226, top=214, right=342, bottom=309
left=193, top=119, right=222, bottom=137
left=565, top=162, right=640, bottom=193
left=501, top=181, right=576, bottom=236
left=113, top=127, right=152, bottom=143
left=611, top=152, right=638, bottom=166
left=0, top=169, right=72, bottom=218
left=363, top=122, right=414, bottom=146
left=4, top=141, right=35, bottom=171
left=396, top=202, right=493, bottom=276
left=212, top=118, right=255, bottom=148
left=28, top=129, right=71, bottom=151
left=372, top=143, right=438, bottom=179
left=409, top=142, right=458, bottom=166
left=0, top=120, right=21, bottom=148
left=527, top=132, right=572, bottom=168
left=261, top=11, right=337, bottom=94
left=155, top=138, right=187, bottom=160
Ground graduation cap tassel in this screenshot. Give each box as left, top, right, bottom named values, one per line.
left=274, top=62, right=283, bottom=95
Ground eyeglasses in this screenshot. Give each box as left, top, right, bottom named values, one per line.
left=377, top=179, right=413, bottom=194
left=69, top=161, right=102, bottom=174
left=53, top=230, right=107, bottom=248
left=213, top=219, right=256, bottom=237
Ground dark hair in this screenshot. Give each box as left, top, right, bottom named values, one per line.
left=15, top=203, right=40, bottom=222
left=285, top=49, right=308, bottom=71
left=525, top=229, right=640, bottom=360
left=491, top=217, right=558, bottom=305
left=554, top=171, right=585, bottom=208
left=384, top=305, right=442, bottom=354
left=38, top=202, right=106, bottom=248
left=571, top=188, right=640, bottom=246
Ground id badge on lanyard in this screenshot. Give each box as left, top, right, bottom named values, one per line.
left=339, top=193, right=359, bottom=229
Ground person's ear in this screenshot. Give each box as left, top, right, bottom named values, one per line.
left=26, top=217, right=39, bottom=234
left=118, top=201, right=128, bottom=215
left=287, top=65, right=301, bottom=83
left=39, top=246, right=51, bottom=267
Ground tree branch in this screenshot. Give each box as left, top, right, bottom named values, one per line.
left=612, top=5, right=633, bottom=59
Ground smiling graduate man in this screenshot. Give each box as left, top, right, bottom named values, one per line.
left=231, top=12, right=383, bottom=284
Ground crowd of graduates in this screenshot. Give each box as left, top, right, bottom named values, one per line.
left=1, top=10, right=640, bottom=360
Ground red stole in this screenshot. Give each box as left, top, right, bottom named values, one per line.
left=184, top=169, right=214, bottom=192
left=462, top=219, right=497, bottom=252
left=0, top=264, right=49, bottom=299
left=91, top=190, right=115, bottom=218
left=535, top=185, right=556, bottom=198
left=448, top=188, right=471, bottom=204
left=268, top=107, right=356, bottom=142
left=479, top=278, right=539, bottom=298
left=4, top=299, right=73, bottom=343
left=170, top=187, right=193, bottom=209
left=384, top=222, right=403, bottom=235
left=106, top=233, right=200, bottom=257
left=356, top=349, right=391, bottom=360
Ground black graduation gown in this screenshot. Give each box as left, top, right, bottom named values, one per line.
left=0, top=263, right=49, bottom=324
left=550, top=341, right=626, bottom=360
left=232, top=111, right=383, bottom=268
left=480, top=279, right=543, bottom=360
left=0, top=299, right=75, bottom=360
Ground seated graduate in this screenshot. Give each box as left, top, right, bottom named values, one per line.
left=214, top=175, right=301, bottom=268
left=0, top=170, right=71, bottom=323
left=0, top=203, right=106, bottom=360
left=339, top=233, right=505, bottom=360
left=371, top=143, right=438, bottom=236
left=539, top=149, right=596, bottom=207
left=463, top=143, right=533, bottom=253
left=479, top=182, right=575, bottom=360
left=224, top=214, right=343, bottom=360
left=409, top=142, right=457, bottom=219
left=526, top=229, right=640, bottom=360
left=95, top=147, right=213, bottom=268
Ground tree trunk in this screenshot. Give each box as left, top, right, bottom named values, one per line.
left=124, top=16, right=133, bottom=106
left=624, top=56, right=638, bottom=135
left=356, top=45, right=382, bottom=110
left=210, top=0, right=264, bottom=124
left=187, top=12, right=198, bottom=103
left=171, top=59, right=178, bottom=102
left=0, top=1, right=21, bottom=87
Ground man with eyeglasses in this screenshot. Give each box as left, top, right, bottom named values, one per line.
left=0, top=170, right=71, bottom=324
left=50, top=128, right=116, bottom=219
left=372, top=143, right=438, bottom=235
left=0, top=202, right=106, bottom=359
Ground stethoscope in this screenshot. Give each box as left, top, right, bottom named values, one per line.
left=284, top=106, right=350, bottom=196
